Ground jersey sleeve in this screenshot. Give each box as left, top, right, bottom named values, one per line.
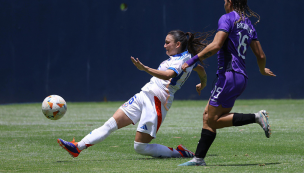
left=167, top=59, right=184, bottom=75
left=217, top=14, right=232, bottom=33
left=252, top=29, right=258, bottom=40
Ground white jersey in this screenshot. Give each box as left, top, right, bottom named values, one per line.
left=141, top=51, right=197, bottom=110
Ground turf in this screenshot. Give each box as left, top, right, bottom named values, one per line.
left=0, top=99, right=303, bottom=172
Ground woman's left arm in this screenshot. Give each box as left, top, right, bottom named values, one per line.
left=250, top=40, right=276, bottom=77
left=192, top=64, right=207, bottom=95
left=131, top=56, right=176, bottom=80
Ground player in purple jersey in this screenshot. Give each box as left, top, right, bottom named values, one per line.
left=179, top=0, right=276, bottom=166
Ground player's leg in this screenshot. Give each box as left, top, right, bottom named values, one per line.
left=180, top=103, right=232, bottom=166
left=57, top=93, right=143, bottom=158
left=179, top=101, right=212, bottom=166
left=180, top=72, right=241, bottom=166
left=206, top=107, right=270, bottom=135
left=180, top=72, right=270, bottom=166
left=202, top=105, right=258, bottom=130
left=192, top=75, right=235, bottom=162
left=194, top=103, right=270, bottom=158
left=133, top=131, right=194, bottom=158
left=133, top=94, right=194, bottom=158
left=192, top=72, right=252, bottom=161
left=57, top=109, right=133, bottom=157
left=210, top=72, right=270, bottom=136
left=194, top=104, right=232, bottom=157
left=204, top=104, right=233, bottom=132
left=76, top=109, right=132, bottom=150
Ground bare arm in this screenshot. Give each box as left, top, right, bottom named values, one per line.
left=182, top=31, right=228, bottom=71
left=250, top=40, right=276, bottom=77
left=131, top=56, right=176, bottom=80
left=192, top=64, right=207, bottom=95
left=197, top=31, right=228, bottom=61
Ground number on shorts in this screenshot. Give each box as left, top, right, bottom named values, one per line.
left=211, top=85, right=223, bottom=99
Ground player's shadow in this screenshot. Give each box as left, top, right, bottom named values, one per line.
left=208, top=162, right=281, bottom=167
left=134, top=154, right=219, bottom=160
left=56, top=160, right=74, bottom=163
left=55, top=155, right=218, bottom=163
left=55, top=160, right=281, bottom=167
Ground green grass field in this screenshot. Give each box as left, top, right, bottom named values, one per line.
left=0, top=99, right=303, bottom=172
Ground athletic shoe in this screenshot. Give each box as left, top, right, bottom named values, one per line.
left=178, top=157, right=206, bottom=166
left=176, top=144, right=195, bottom=158
left=57, top=138, right=81, bottom=158
left=257, top=110, right=271, bottom=138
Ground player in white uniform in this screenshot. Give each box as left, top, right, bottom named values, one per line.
left=127, top=50, right=197, bottom=143
left=57, top=30, right=212, bottom=158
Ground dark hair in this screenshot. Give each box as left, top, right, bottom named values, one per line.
left=230, top=0, right=260, bottom=24
left=167, top=30, right=213, bottom=60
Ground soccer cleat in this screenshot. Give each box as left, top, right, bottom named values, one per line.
left=178, top=157, right=206, bottom=166
left=57, top=138, right=81, bottom=158
left=176, top=144, right=195, bottom=158
left=257, top=110, right=271, bottom=138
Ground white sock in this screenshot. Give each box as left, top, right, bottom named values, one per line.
left=194, top=156, right=204, bottom=162
left=255, top=113, right=260, bottom=124
left=78, top=117, right=118, bottom=150
left=134, top=141, right=181, bottom=158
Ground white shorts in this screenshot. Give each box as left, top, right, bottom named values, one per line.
left=119, top=91, right=167, bottom=138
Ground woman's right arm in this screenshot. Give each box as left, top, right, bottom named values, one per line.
left=250, top=40, right=276, bottom=77
left=131, top=56, right=176, bottom=80
left=182, top=31, right=228, bottom=71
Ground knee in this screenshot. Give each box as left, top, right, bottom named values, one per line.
left=134, top=141, right=148, bottom=155
left=203, top=112, right=209, bottom=124
left=207, top=116, right=218, bottom=129
left=203, top=108, right=208, bottom=116
left=203, top=113, right=218, bottom=129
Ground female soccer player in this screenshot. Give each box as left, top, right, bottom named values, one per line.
left=179, top=0, right=276, bottom=166
left=57, top=30, right=212, bottom=158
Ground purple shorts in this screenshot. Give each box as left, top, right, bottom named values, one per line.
left=209, top=71, right=247, bottom=108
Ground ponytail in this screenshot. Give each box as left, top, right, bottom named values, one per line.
left=186, top=31, right=214, bottom=55
left=168, top=30, right=214, bottom=65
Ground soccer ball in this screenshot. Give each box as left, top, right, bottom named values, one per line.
left=42, top=95, right=67, bottom=120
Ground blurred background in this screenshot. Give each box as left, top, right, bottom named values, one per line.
left=0, top=0, right=303, bottom=104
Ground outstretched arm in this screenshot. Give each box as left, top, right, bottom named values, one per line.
left=182, top=31, right=228, bottom=71
left=192, top=64, right=207, bottom=95
left=131, top=56, right=176, bottom=80
left=250, top=40, right=276, bottom=77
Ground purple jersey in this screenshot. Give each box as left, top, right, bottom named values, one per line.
left=217, top=11, right=258, bottom=77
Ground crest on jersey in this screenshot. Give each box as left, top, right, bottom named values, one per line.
left=122, top=102, right=129, bottom=107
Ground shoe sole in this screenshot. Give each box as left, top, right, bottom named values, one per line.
left=57, top=139, right=78, bottom=158
left=260, top=110, right=271, bottom=138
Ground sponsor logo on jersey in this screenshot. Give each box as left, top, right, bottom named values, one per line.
left=140, top=124, right=148, bottom=130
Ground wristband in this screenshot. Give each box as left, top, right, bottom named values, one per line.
left=185, top=55, right=199, bottom=66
